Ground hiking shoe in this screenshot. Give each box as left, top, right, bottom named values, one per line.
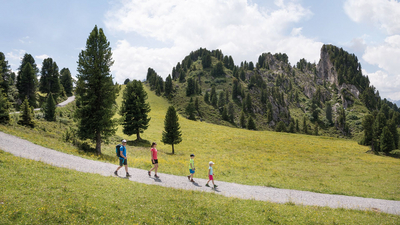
left=148, top=171, right=151, bottom=177
left=190, top=179, right=195, bottom=182
left=154, top=174, right=159, bottom=178
left=205, top=184, right=210, bottom=187
left=126, top=173, right=131, bottom=178
left=214, top=185, right=218, bottom=188
left=114, top=171, right=118, bottom=176
left=187, top=175, right=191, bottom=181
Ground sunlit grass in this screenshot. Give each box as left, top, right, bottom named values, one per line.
left=1, top=150, right=399, bottom=225
left=1, top=85, right=399, bottom=201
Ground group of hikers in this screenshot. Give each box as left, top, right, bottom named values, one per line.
left=114, top=140, right=218, bottom=188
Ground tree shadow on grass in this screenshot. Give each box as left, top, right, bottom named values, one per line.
left=127, top=139, right=151, bottom=147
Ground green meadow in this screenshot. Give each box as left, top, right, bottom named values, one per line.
left=1, top=84, right=399, bottom=201
left=1, top=150, right=399, bottom=224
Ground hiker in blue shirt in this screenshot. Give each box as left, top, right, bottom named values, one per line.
left=114, top=140, right=131, bottom=177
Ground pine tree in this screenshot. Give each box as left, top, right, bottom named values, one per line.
left=218, top=91, right=225, bottom=109
left=228, top=102, right=234, bottom=123
left=164, top=74, right=173, bottom=98
left=17, top=63, right=37, bottom=108
left=247, top=116, right=256, bottom=130
left=373, top=112, right=387, bottom=151
left=303, top=117, right=308, bottom=134
left=204, top=91, right=209, bottom=104
left=120, top=80, right=151, bottom=141
left=246, top=94, right=252, bottom=113
left=325, top=102, right=332, bottom=124
left=380, top=126, right=394, bottom=153
left=60, top=68, right=74, bottom=96
left=295, top=119, right=300, bottom=132
left=75, top=25, right=117, bottom=154
left=266, top=102, right=273, bottom=122
left=39, top=58, right=60, bottom=96
left=162, top=106, right=182, bottom=154
left=222, top=106, right=229, bottom=121
left=194, top=97, right=199, bottom=112
left=388, top=119, right=399, bottom=149
left=361, top=114, right=374, bottom=146
left=186, top=98, right=196, bottom=120
left=0, top=88, right=9, bottom=124
left=18, top=97, right=35, bottom=127
left=240, top=111, right=246, bottom=128
left=43, top=92, right=56, bottom=121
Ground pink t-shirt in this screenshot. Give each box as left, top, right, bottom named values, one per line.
left=151, top=148, right=158, bottom=160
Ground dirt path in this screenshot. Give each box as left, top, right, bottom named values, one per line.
left=1, top=131, right=399, bottom=215
left=11, top=96, right=75, bottom=114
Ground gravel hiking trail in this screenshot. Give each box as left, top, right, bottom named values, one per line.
left=0, top=132, right=399, bottom=215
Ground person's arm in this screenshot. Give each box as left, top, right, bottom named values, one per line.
left=151, top=149, right=154, bottom=162
left=120, top=147, right=126, bottom=159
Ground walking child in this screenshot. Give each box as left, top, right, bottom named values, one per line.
left=187, top=154, right=195, bottom=182
left=205, top=161, right=217, bottom=188
left=148, top=142, right=159, bottom=178
left=114, top=139, right=131, bottom=177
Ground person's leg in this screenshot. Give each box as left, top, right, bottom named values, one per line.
left=116, top=166, right=122, bottom=171
left=124, top=165, right=128, bottom=173
left=154, top=164, right=158, bottom=174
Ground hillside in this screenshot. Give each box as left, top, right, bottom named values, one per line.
left=145, top=45, right=400, bottom=151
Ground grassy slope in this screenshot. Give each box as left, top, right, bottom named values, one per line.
left=0, top=84, right=399, bottom=200
left=1, top=150, right=399, bottom=225
left=111, top=85, right=400, bottom=200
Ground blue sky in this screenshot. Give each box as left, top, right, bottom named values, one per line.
left=1, top=0, right=399, bottom=100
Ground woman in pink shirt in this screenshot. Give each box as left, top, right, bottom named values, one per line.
left=148, top=142, right=159, bottom=178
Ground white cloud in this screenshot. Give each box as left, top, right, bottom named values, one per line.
left=363, top=69, right=400, bottom=100
left=344, top=0, right=400, bottom=35
left=5, top=49, right=26, bottom=71
left=105, top=0, right=322, bottom=83
left=35, top=54, right=50, bottom=60
left=18, top=36, right=31, bottom=44
left=363, top=35, right=400, bottom=75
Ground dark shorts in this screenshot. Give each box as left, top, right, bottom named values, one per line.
left=189, top=169, right=195, bottom=174
left=119, top=158, right=127, bottom=166
left=152, top=159, right=158, bottom=164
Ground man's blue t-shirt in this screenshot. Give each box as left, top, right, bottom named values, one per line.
left=119, top=145, right=126, bottom=160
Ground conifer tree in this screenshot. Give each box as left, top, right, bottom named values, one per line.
left=186, top=98, right=196, bottom=120
left=164, top=74, right=173, bottom=98
left=246, top=94, right=252, bottom=113
left=204, top=91, right=209, bottom=104
left=373, top=112, right=387, bottom=151
left=162, top=106, right=182, bottom=154
left=388, top=119, right=399, bottom=149
left=228, top=102, right=234, bottom=123
left=240, top=111, right=246, bottom=128
left=361, top=114, right=374, bottom=146
left=120, top=80, right=151, bottom=140
left=18, top=97, right=35, bottom=127
left=60, top=68, right=73, bottom=96
left=194, top=97, right=199, bottom=112
left=39, top=58, right=60, bottom=96
left=266, top=102, right=273, bottom=122
left=75, top=25, right=117, bottom=154
left=0, top=88, right=9, bottom=124
left=303, top=116, right=308, bottom=134
left=43, top=92, right=56, bottom=121
left=295, top=119, right=300, bottom=132
left=325, top=102, right=332, bottom=124
left=380, top=126, right=394, bottom=153
left=218, top=91, right=225, bottom=109
left=313, top=125, right=319, bottom=136
left=247, top=116, right=256, bottom=130
left=17, top=63, right=37, bottom=107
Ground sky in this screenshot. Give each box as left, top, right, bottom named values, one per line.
left=1, top=0, right=399, bottom=101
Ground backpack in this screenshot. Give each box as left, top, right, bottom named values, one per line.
left=116, top=144, right=122, bottom=157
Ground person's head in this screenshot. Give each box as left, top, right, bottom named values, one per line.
left=151, top=142, right=157, bottom=148
left=190, top=154, right=195, bottom=158
left=209, top=161, right=214, bottom=167
left=122, top=139, right=127, bottom=146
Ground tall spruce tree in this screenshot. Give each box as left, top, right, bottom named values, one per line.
left=303, top=116, right=308, bottom=134
left=388, top=119, right=399, bottom=149
left=120, top=80, right=151, bottom=140
left=162, top=106, right=182, bottom=154
left=325, top=102, right=332, bottom=124
left=75, top=25, right=117, bottom=154
left=39, top=58, right=60, bottom=96
left=17, top=63, right=37, bottom=107
left=164, top=74, right=173, bottom=98
left=43, top=92, right=56, bottom=121
left=380, top=126, right=394, bottom=153
left=372, top=112, right=387, bottom=151
left=240, top=111, right=246, bottom=128
left=60, top=68, right=73, bottom=96
left=362, top=114, right=374, bottom=146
